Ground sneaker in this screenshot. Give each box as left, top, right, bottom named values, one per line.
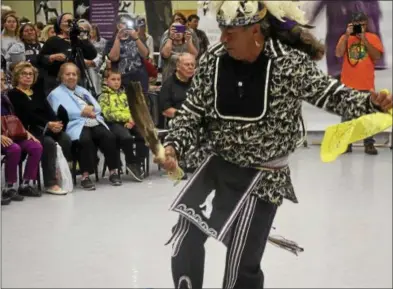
left=81, top=177, right=96, bottom=190
left=19, top=185, right=42, bottom=197
left=109, top=173, right=122, bottom=186
left=3, top=188, right=24, bottom=201
left=365, top=144, right=378, bottom=155
left=1, top=193, right=11, bottom=205
left=126, top=164, right=144, bottom=182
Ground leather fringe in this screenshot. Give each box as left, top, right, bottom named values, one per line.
left=268, top=235, right=304, bottom=256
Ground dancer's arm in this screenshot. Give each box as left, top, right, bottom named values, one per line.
left=289, top=51, right=391, bottom=119
left=163, top=55, right=208, bottom=158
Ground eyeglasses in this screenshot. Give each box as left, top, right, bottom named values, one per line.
left=21, top=72, right=34, bottom=77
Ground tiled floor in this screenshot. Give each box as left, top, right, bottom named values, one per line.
left=1, top=147, right=392, bottom=288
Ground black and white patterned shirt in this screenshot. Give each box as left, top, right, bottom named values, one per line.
left=164, top=38, right=380, bottom=205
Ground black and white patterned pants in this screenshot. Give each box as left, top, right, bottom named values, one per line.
left=170, top=197, right=277, bottom=289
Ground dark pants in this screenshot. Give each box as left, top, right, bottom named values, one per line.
left=171, top=197, right=277, bottom=289
left=108, top=123, right=148, bottom=166
left=78, top=125, right=119, bottom=173
left=38, top=132, right=72, bottom=187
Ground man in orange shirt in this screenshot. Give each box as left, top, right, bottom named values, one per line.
left=336, top=12, right=384, bottom=155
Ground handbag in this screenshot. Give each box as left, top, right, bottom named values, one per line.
left=1, top=115, right=28, bottom=140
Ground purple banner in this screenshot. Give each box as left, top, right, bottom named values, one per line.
left=89, top=0, right=119, bottom=40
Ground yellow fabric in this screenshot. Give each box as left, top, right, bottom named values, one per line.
left=321, top=108, right=392, bottom=162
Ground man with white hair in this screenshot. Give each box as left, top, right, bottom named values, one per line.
left=156, top=1, right=392, bottom=288
left=160, top=53, right=196, bottom=119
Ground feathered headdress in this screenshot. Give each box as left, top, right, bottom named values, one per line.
left=200, top=0, right=308, bottom=28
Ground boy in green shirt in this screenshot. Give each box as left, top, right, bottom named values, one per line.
left=99, top=70, right=148, bottom=181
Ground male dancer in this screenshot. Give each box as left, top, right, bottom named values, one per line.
left=156, top=1, right=392, bottom=288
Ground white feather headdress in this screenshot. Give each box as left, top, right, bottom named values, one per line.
left=199, top=0, right=308, bottom=26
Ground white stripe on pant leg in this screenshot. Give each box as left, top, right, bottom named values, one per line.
left=171, top=217, right=185, bottom=256
left=229, top=196, right=257, bottom=289
left=224, top=197, right=253, bottom=288
left=224, top=198, right=251, bottom=287
left=172, top=218, right=190, bottom=257
left=224, top=196, right=258, bottom=289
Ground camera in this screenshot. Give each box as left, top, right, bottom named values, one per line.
left=351, top=23, right=362, bottom=35
left=124, top=20, right=135, bottom=30
left=67, top=19, right=82, bottom=40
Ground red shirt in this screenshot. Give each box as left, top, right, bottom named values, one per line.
left=338, top=32, right=383, bottom=91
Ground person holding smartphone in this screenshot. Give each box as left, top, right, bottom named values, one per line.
left=104, top=14, right=149, bottom=94
left=335, top=12, right=384, bottom=155
left=160, top=17, right=199, bottom=83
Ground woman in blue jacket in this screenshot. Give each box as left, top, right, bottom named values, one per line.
left=47, top=63, right=121, bottom=190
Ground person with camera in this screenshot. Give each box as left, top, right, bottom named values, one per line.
left=160, top=13, right=199, bottom=83
left=39, top=13, right=97, bottom=96
left=335, top=12, right=384, bottom=155
left=104, top=14, right=149, bottom=95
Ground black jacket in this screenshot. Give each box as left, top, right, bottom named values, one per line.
left=8, top=88, right=58, bottom=136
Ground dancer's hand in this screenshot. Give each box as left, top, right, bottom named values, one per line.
left=154, top=145, right=178, bottom=172
left=371, top=90, right=392, bottom=112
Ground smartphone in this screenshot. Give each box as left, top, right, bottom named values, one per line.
left=174, top=24, right=186, bottom=34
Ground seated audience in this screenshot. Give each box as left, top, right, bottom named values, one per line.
left=105, top=14, right=149, bottom=94
left=187, top=14, right=210, bottom=59
left=39, top=13, right=97, bottom=95
left=159, top=13, right=199, bottom=82
left=90, top=24, right=107, bottom=94
left=39, top=24, right=55, bottom=43
left=160, top=53, right=196, bottom=119
left=99, top=70, right=148, bottom=181
left=77, top=19, right=103, bottom=96
left=8, top=62, right=72, bottom=195
left=34, top=21, right=44, bottom=38
left=137, top=18, right=154, bottom=63
left=8, top=23, right=48, bottom=96
left=1, top=13, right=19, bottom=60
left=1, top=70, right=43, bottom=204
left=47, top=63, right=121, bottom=190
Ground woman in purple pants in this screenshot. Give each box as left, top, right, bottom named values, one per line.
left=1, top=71, right=43, bottom=205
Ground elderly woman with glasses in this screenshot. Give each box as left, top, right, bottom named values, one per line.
left=1, top=69, right=43, bottom=204
left=48, top=63, right=122, bottom=190
left=7, top=62, right=72, bottom=195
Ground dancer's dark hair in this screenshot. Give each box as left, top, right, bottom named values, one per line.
left=260, top=12, right=325, bottom=61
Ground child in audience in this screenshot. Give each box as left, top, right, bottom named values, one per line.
left=99, top=70, right=148, bottom=182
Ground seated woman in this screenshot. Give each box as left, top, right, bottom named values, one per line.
left=47, top=63, right=121, bottom=190
left=99, top=70, right=148, bottom=182
left=1, top=70, right=43, bottom=204
left=8, top=62, right=72, bottom=195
